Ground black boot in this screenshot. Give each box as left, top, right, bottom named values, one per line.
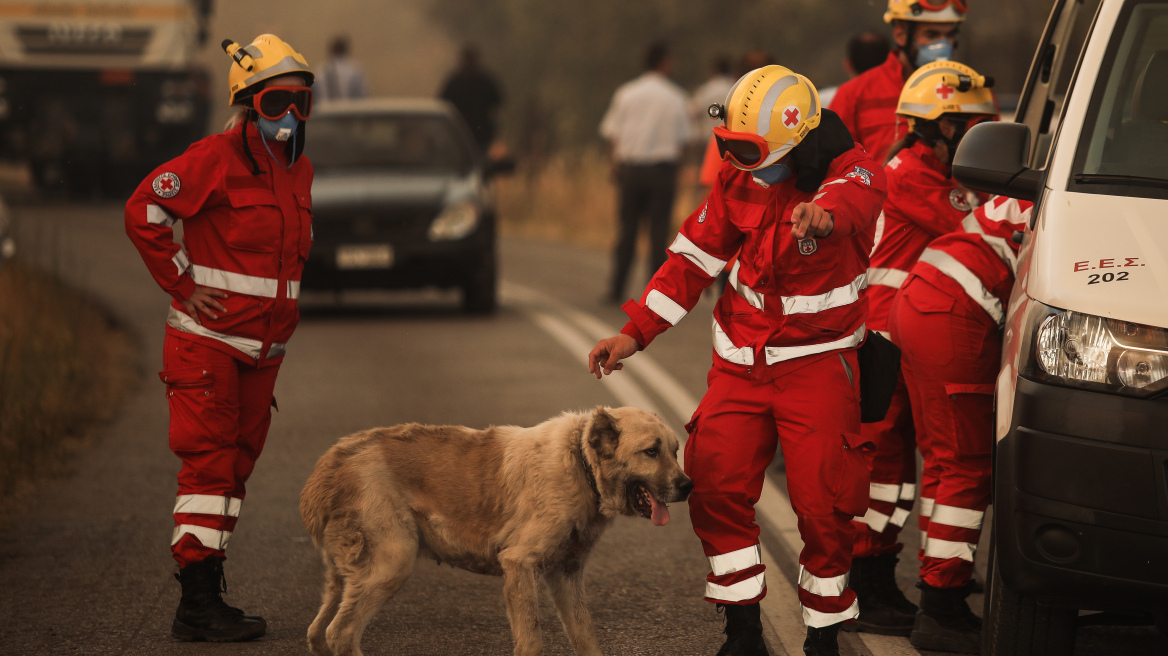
left=716, top=603, right=771, bottom=656
left=843, top=554, right=918, bottom=636
left=172, top=557, right=266, bottom=642
left=803, top=622, right=842, bottom=656
left=909, top=582, right=981, bottom=654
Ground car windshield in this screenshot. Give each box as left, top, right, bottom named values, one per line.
left=1074, top=2, right=1168, bottom=196
left=306, top=113, right=473, bottom=174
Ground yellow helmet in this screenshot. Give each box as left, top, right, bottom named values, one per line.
left=884, top=0, right=968, bottom=23
left=896, top=61, right=997, bottom=129
left=710, top=65, right=821, bottom=170
left=222, top=34, right=314, bottom=106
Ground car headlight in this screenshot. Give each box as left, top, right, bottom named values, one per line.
left=428, top=201, right=479, bottom=241
left=1019, top=301, right=1168, bottom=397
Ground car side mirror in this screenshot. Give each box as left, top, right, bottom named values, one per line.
left=952, top=122, right=1043, bottom=201
left=484, top=156, right=516, bottom=179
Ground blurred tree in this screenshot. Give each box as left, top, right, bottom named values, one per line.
left=429, top=0, right=1055, bottom=156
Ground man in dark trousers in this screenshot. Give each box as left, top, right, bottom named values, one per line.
left=599, top=41, right=691, bottom=304
left=439, top=45, right=504, bottom=153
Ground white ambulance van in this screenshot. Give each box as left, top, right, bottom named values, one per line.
left=953, top=0, right=1168, bottom=653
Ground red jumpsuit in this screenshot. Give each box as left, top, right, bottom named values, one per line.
left=126, top=122, right=314, bottom=568
left=621, top=151, right=886, bottom=627
left=854, top=142, right=987, bottom=559
left=829, top=52, right=912, bottom=164
left=887, top=196, right=1031, bottom=588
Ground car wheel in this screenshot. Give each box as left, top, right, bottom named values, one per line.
left=462, top=249, right=497, bottom=314
left=983, top=524, right=1078, bottom=656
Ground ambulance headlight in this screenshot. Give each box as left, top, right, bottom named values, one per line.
left=1020, top=302, right=1168, bottom=397
left=428, top=200, right=479, bottom=241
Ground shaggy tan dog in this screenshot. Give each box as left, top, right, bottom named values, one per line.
left=300, top=406, right=692, bottom=656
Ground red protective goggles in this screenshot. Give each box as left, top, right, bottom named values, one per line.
left=712, top=126, right=773, bottom=171
left=253, top=86, right=313, bottom=121
left=914, top=0, right=968, bottom=13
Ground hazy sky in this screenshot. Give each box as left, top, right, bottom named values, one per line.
left=199, top=0, right=457, bottom=129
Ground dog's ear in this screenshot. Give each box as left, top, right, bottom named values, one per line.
left=587, top=406, right=621, bottom=459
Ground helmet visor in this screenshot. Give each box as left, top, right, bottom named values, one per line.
left=255, top=86, right=313, bottom=121
left=915, top=0, right=969, bottom=13
left=713, top=126, right=770, bottom=170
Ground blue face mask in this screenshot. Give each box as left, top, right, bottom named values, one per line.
left=751, top=161, right=793, bottom=188
left=914, top=39, right=954, bottom=68
left=257, top=111, right=299, bottom=142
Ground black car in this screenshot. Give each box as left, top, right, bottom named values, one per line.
left=302, top=98, right=508, bottom=312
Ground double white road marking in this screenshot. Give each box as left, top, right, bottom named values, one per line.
left=503, top=281, right=920, bottom=656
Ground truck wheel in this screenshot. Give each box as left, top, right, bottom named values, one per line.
left=461, top=249, right=497, bottom=315
left=983, top=537, right=1078, bottom=656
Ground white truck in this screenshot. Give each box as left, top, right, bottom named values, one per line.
left=954, top=0, right=1168, bottom=653
left=0, top=0, right=213, bottom=193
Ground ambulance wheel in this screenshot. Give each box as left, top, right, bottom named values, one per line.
left=983, top=533, right=1077, bottom=656
left=461, top=250, right=497, bottom=315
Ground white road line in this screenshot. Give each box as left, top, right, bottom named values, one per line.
left=503, top=280, right=919, bottom=656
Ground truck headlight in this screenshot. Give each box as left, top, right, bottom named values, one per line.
left=1020, top=301, right=1168, bottom=397
left=428, top=201, right=479, bottom=241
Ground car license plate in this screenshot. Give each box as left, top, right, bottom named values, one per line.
left=336, top=244, right=393, bottom=270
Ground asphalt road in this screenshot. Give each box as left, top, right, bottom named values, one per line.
left=2, top=202, right=1164, bottom=656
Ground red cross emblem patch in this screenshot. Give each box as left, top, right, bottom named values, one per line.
left=935, top=83, right=955, bottom=100
left=798, top=237, right=818, bottom=256
left=152, top=172, right=181, bottom=199
left=782, top=105, right=801, bottom=128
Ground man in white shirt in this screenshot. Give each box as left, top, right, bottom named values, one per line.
left=315, top=35, right=368, bottom=103
left=689, top=56, right=735, bottom=142
left=599, top=42, right=691, bottom=304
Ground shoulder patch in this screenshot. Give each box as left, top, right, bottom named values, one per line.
left=152, top=172, right=181, bottom=199
left=798, top=237, right=818, bottom=255
left=844, top=166, right=873, bottom=186
left=949, top=188, right=972, bottom=212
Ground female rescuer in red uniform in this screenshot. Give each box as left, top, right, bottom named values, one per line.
left=847, top=61, right=996, bottom=637
left=589, top=66, right=886, bottom=656
left=125, top=34, right=314, bottom=643
left=890, top=195, right=1032, bottom=653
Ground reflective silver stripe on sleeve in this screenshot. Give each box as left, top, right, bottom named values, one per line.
left=924, top=538, right=977, bottom=562
left=921, top=497, right=935, bottom=518
left=962, top=213, right=1018, bottom=272
left=173, top=495, right=242, bottom=517
left=919, top=248, right=1004, bottom=325
left=803, top=599, right=859, bottom=629
left=705, top=573, right=766, bottom=603
left=708, top=544, right=761, bottom=576
left=173, top=250, right=190, bottom=275
left=288, top=280, right=301, bottom=299
left=890, top=507, right=911, bottom=527
left=171, top=524, right=232, bottom=551
left=900, top=483, right=917, bottom=501
left=931, top=504, right=985, bottom=531
left=871, top=211, right=887, bottom=254
left=191, top=265, right=279, bottom=298
left=781, top=273, right=866, bottom=315
left=868, top=267, right=908, bottom=288
left=669, top=233, right=728, bottom=278
left=147, top=204, right=176, bottom=227
left=763, top=323, right=865, bottom=365
left=798, top=566, right=849, bottom=597
left=870, top=482, right=901, bottom=504
left=728, top=261, right=764, bottom=310
left=167, top=306, right=286, bottom=360
left=645, top=289, right=687, bottom=326
left=855, top=507, right=891, bottom=532
left=712, top=318, right=756, bottom=366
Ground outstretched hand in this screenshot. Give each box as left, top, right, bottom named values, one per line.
left=791, top=202, right=834, bottom=239
left=588, top=334, right=640, bottom=379
left=181, top=286, right=228, bottom=326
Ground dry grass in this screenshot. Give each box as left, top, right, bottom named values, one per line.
left=0, top=262, right=135, bottom=515
left=495, top=150, right=705, bottom=250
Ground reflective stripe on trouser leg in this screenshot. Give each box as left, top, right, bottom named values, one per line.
left=798, top=565, right=858, bottom=627
left=852, top=378, right=915, bottom=558
left=705, top=544, right=767, bottom=603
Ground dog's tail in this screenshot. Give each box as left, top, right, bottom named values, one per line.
left=299, top=451, right=336, bottom=546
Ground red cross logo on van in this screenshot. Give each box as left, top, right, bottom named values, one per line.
left=783, top=106, right=801, bottom=128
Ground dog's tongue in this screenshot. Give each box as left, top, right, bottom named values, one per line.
left=650, top=496, right=670, bottom=526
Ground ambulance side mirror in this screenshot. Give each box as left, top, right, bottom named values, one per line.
left=953, top=122, right=1042, bottom=202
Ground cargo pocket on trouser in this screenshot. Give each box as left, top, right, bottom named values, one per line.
left=833, top=432, right=874, bottom=518
left=160, top=366, right=222, bottom=454
left=943, top=383, right=995, bottom=457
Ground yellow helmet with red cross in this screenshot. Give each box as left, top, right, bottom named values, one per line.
left=707, top=65, right=821, bottom=171
left=896, top=60, right=997, bottom=129
left=884, top=0, right=968, bottom=23
left=222, top=34, right=314, bottom=106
